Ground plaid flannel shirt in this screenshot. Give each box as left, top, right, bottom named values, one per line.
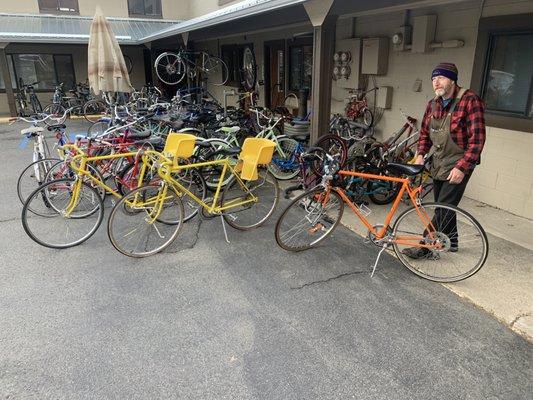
left=417, top=86, right=486, bottom=174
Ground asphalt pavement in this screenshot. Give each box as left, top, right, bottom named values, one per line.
left=0, top=121, right=531, bottom=399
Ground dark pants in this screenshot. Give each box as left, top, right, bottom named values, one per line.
left=428, top=174, right=471, bottom=246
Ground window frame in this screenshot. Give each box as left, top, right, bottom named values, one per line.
left=288, top=37, right=313, bottom=93
left=128, top=0, right=163, bottom=19
left=5, top=53, right=76, bottom=93
left=470, top=13, right=533, bottom=133
left=38, top=0, right=79, bottom=15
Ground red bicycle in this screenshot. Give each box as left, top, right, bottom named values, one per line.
left=345, top=87, right=377, bottom=127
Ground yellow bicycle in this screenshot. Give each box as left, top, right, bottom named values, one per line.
left=106, top=133, right=280, bottom=257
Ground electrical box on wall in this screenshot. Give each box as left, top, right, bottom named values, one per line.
left=376, top=86, right=393, bottom=109
left=412, top=15, right=437, bottom=53
left=333, top=38, right=363, bottom=89
left=362, top=37, right=389, bottom=75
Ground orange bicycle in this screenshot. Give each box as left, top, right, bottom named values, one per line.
left=275, top=155, right=488, bottom=282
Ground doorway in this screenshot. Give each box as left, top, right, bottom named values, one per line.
left=264, top=40, right=286, bottom=110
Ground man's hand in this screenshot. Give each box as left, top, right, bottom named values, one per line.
left=447, top=167, right=465, bottom=184
left=414, top=155, right=425, bottom=165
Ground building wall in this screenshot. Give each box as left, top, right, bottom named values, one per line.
left=188, top=0, right=242, bottom=19
left=0, top=0, right=187, bottom=19
left=332, top=0, right=533, bottom=218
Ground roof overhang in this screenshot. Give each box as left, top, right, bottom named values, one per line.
left=141, top=0, right=308, bottom=43
left=0, top=13, right=180, bottom=45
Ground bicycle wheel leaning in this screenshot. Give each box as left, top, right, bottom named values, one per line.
left=221, top=167, right=279, bottom=230
left=361, top=107, right=373, bottom=127
left=107, top=184, right=185, bottom=257
left=22, top=178, right=105, bottom=249
left=312, top=134, right=348, bottom=176
left=392, top=202, right=489, bottom=282
left=275, top=187, right=344, bottom=251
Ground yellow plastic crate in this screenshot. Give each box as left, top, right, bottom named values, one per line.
left=163, top=132, right=196, bottom=165
left=235, top=138, right=276, bottom=181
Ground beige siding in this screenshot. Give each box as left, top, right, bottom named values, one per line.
left=78, top=1, right=129, bottom=18
left=188, top=0, right=241, bottom=19
left=0, top=0, right=38, bottom=14
left=161, top=0, right=190, bottom=20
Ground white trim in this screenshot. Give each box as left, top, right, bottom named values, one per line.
left=0, top=32, right=132, bottom=40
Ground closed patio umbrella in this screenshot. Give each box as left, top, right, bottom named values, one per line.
left=88, top=6, right=132, bottom=95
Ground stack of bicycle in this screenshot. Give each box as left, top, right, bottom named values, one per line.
left=13, top=92, right=488, bottom=283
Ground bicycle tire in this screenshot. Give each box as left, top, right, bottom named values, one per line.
left=221, top=168, right=279, bottom=230
left=275, top=187, right=344, bottom=251
left=241, top=47, right=257, bottom=91
left=268, top=137, right=300, bottom=180
left=392, top=202, right=489, bottom=282
left=83, top=100, right=108, bottom=123
left=43, top=103, right=67, bottom=126
left=22, top=178, right=105, bottom=249
left=107, top=184, right=185, bottom=257
left=17, top=157, right=61, bottom=206
left=197, top=139, right=237, bottom=191
left=203, top=56, right=229, bottom=86
left=367, top=179, right=401, bottom=205
left=31, top=95, right=42, bottom=114
left=154, top=52, right=187, bottom=85
left=312, top=134, right=348, bottom=176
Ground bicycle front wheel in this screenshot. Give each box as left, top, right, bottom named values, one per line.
left=275, top=187, right=344, bottom=251
left=203, top=56, right=229, bottom=86
left=392, top=203, right=489, bottom=282
left=22, top=178, right=104, bottom=248
left=107, top=185, right=185, bottom=257
left=43, top=104, right=67, bottom=126
left=154, top=52, right=186, bottom=85
left=222, top=168, right=279, bottom=230
left=17, top=157, right=61, bottom=206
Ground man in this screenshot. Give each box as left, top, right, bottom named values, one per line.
left=403, top=62, right=486, bottom=259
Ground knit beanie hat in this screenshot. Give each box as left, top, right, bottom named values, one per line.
left=431, top=62, right=458, bottom=82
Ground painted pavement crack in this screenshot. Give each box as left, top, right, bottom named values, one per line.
left=291, top=270, right=368, bottom=290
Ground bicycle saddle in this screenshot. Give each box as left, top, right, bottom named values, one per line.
left=386, top=163, right=425, bottom=176
left=47, top=124, right=66, bottom=131
left=218, top=126, right=240, bottom=134
left=21, top=126, right=44, bottom=135
left=127, top=130, right=151, bottom=140
left=292, top=134, right=309, bottom=142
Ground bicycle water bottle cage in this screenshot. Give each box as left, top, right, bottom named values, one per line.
left=235, top=138, right=276, bottom=181
left=163, top=132, right=196, bottom=166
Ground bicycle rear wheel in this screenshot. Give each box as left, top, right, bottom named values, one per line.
left=203, top=56, right=229, bottom=86
left=312, top=134, right=348, bottom=176
left=154, top=52, right=186, bottom=85
left=107, top=185, right=185, bottom=257
left=43, top=104, right=67, bottom=126
left=222, top=168, right=279, bottom=230
left=392, top=202, right=488, bottom=282
left=22, top=178, right=104, bottom=248
left=275, top=187, right=344, bottom=251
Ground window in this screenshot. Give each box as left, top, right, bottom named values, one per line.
left=128, top=0, right=162, bottom=18
left=221, top=43, right=253, bottom=87
left=471, top=13, right=533, bottom=133
left=482, top=33, right=533, bottom=118
left=9, top=54, right=75, bottom=91
left=38, top=0, right=79, bottom=14
left=289, top=45, right=313, bottom=92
